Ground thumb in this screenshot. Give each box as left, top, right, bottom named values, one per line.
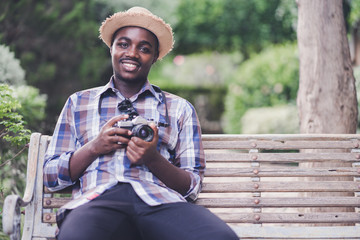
left=150, top=123, right=159, bottom=142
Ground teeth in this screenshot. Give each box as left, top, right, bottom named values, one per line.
left=123, top=63, right=137, bottom=68
left=122, top=62, right=138, bottom=71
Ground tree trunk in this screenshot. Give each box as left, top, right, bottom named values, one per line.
left=297, top=0, right=358, bottom=225
left=297, top=0, right=358, bottom=132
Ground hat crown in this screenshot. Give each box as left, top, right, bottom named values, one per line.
left=126, top=6, right=152, bottom=15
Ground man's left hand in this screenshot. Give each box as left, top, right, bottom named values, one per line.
left=126, top=123, right=160, bottom=166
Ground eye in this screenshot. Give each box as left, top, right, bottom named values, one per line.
left=139, top=46, right=151, bottom=53
left=118, top=42, right=128, bottom=49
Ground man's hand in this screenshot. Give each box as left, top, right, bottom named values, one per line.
left=69, top=114, right=131, bottom=181
left=126, top=123, right=160, bottom=166
left=90, top=115, right=133, bottom=156
left=126, top=123, right=192, bottom=195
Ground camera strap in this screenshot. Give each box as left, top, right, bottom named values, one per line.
left=98, top=85, right=170, bottom=127
left=152, top=85, right=170, bottom=128
left=159, top=90, right=170, bottom=127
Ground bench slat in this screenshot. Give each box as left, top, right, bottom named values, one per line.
left=43, top=197, right=71, bottom=208
left=195, top=197, right=360, bottom=208
left=42, top=211, right=360, bottom=225
left=229, top=225, right=360, bottom=239
left=215, top=212, right=360, bottom=224
left=201, top=181, right=360, bottom=192
left=205, top=152, right=359, bottom=162
left=44, top=186, right=72, bottom=194
left=202, top=134, right=360, bottom=141
left=44, top=196, right=360, bottom=209
left=203, top=140, right=359, bottom=150
left=205, top=167, right=360, bottom=177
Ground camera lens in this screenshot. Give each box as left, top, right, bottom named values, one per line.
left=132, top=124, right=154, bottom=142
left=139, top=129, right=149, bottom=138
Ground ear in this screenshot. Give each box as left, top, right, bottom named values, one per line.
left=152, top=57, right=158, bottom=64
left=152, top=52, right=159, bottom=64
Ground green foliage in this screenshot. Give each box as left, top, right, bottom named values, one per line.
left=223, top=43, right=299, bottom=133
left=160, top=84, right=227, bottom=133
left=94, top=0, right=180, bottom=26
left=241, top=105, right=299, bottom=134
left=0, top=44, right=47, bottom=240
left=0, top=0, right=112, bottom=132
left=0, top=84, right=31, bottom=201
left=0, top=84, right=30, bottom=148
left=149, top=51, right=243, bottom=87
left=0, top=45, right=25, bottom=86
left=0, top=0, right=299, bottom=133
left=148, top=52, right=240, bottom=133
left=351, top=66, right=360, bottom=131
left=174, top=0, right=297, bottom=57
left=348, top=0, right=360, bottom=26
left=13, top=85, right=47, bottom=131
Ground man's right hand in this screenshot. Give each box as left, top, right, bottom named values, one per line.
left=69, top=114, right=132, bottom=181
left=90, top=115, right=132, bottom=156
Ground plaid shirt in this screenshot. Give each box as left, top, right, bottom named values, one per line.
left=43, top=77, right=205, bottom=208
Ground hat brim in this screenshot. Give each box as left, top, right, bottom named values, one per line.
left=100, top=11, right=174, bottom=60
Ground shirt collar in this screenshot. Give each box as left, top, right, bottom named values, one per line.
left=137, top=81, right=162, bottom=103
left=95, top=76, right=163, bottom=103
left=94, top=77, right=117, bottom=99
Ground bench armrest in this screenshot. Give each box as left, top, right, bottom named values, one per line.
left=3, top=133, right=42, bottom=240
left=3, top=195, right=29, bottom=239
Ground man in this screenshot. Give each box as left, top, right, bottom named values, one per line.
left=44, top=6, right=238, bottom=240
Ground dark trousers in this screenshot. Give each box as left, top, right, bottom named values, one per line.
left=57, top=183, right=238, bottom=240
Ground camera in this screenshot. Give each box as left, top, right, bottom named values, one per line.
left=113, top=116, right=154, bottom=142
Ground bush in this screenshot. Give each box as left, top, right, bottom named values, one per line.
left=352, top=66, right=360, bottom=131
left=160, top=85, right=227, bottom=133
left=0, top=45, right=47, bottom=240
left=241, top=105, right=299, bottom=134
left=149, top=51, right=243, bottom=87
left=148, top=52, right=242, bottom=133
left=223, top=43, right=299, bottom=133
left=12, top=85, right=47, bottom=131
left=0, top=84, right=30, bottom=149
left=0, top=45, right=26, bottom=86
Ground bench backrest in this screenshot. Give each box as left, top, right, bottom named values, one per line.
left=22, top=133, right=360, bottom=239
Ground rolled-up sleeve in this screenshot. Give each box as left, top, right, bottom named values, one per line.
left=43, top=97, right=77, bottom=191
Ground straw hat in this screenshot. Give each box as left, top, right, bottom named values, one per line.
left=99, top=6, right=174, bottom=60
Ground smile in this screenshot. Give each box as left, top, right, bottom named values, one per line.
left=121, top=61, right=140, bottom=72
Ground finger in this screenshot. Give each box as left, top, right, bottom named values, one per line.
left=109, top=135, right=130, bottom=144
left=105, top=114, right=129, bottom=128
left=111, top=127, right=132, bottom=137
left=127, top=137, right=141, bottom=148
left=126, top=147, right=142, bottom=165
left=104, top=127, right=120, bottom=136
left=126, top=146, right=135, bottom=158
left=149, top=123, right=159, bottom=142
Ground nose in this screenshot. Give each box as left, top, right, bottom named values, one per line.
left=126, top=46, right=139, bottom=58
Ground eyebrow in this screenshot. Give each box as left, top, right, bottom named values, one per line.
left=116, top=36, right=154, bottom=48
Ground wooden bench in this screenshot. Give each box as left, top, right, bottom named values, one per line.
left=3, top=132, right=360, bottom=239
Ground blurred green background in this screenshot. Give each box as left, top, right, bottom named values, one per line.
left=1, top=0, right=360, bottom=238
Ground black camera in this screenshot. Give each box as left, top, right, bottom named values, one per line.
left=113, top=116, right=154, bottom=142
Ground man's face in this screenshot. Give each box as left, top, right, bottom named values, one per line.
left=111, top=26, right=159, bottom=85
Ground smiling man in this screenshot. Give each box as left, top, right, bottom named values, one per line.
left=43, top=7, right=238, bottom=240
